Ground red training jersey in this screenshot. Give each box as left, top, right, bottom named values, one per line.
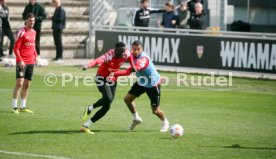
left=114, top=56, right=149, bottom=76
left=14, top=27, right=37, bottom=64
left=86, top=49, right=134, bottom=81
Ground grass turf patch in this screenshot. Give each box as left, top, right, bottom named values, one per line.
left=0, top=66, right=275, bottom=159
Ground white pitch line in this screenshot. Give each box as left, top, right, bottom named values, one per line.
left=0, top=150, right=71, bottom=159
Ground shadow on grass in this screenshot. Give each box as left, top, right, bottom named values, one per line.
left=80, top=129, right=157, bottom=133
left=202, top=144, right=276, bottom=151
left=160, top=137, right=174, bottom=140
left=9, top=130, right=80, bottom=135
left=0, top=110, right=35, bottom=115
left=0, top=110, right=11, bottom=114
left=9, top=129, right=156, bottom=135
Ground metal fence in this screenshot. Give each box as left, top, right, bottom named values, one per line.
left=95, top=25, right=276, bottom=40
left=86, top=0, right=276, bottom=58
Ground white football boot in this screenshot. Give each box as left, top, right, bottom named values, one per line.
left=160, top=120, right=170, bottom=132
left=128, top=116, right=143, bottom=131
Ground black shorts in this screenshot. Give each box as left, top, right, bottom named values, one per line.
left=95, top=75, right=117, bottom=94
left=94, top=75, right=117, bottom=104
left=16, top=64, right=34, bottom=81
left=128, top=82, right=161, bottom=107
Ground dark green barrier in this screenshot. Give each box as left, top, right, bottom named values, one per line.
left=95, top=30, right=276, bottom=73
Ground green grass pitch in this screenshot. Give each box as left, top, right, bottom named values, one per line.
left=0, top=66, right=276, bottom=159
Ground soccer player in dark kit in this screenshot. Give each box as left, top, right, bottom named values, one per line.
left=12, top=13, right=38, bottom=114
left=80, top=42, right=136, bottom=134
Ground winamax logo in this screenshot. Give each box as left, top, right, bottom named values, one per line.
left=118, top=35, right=180, bottom=64
left=220, top=41, right=276, bottom=70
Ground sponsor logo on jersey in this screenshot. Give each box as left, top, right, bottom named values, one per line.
left=25, top=42, right=35, bottom=46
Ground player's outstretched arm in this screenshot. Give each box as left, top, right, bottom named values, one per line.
left=82, top=50, right=114, bottom=71
left=82, top=60, right=96, bottom=70
left=149, top=8, right=165, bottom=14
left=82, top=58, right=101, bottom=71
left=114, top=67, right=133, bottom=77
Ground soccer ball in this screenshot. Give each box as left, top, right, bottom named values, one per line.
left=41, top=59, right=48, bottom=67
left=2, top=58, right=9, bottom=67
left=8, top=58, right=16, bottom=67
left=2, top=58, right=16, bottom=67
left=37, top=59, right=48, bottom=67
left=170, top=124, right=184, bottom=138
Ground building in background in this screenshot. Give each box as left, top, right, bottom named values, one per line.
left=227, top=0, right=276, bottom=33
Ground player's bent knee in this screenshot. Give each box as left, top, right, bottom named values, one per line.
left=106, top=97, right=114, bottom=103
left=103, top=95, right=114, bottom=103
left=124, top=96, right=131, bottom=104
left=151, top=106, right=160, bottom=115
left=103, top=99, right=113, bottom=105
left=103, top=104, right=111, bottom=111
left=106, top=105, right=111, bottom=110
left=124, top=94, right=135, bottom=104
left=152, top=109, right=158, bottom=115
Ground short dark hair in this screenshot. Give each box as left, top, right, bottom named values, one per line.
left=115, top=42, right=126, bottom=48
left=132, top=40, right=143, bottom=47
left=140, top=0, right=148, bottom=4
left=25, top=13, right=35, bottom=20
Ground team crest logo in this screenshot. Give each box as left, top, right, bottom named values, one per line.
left=97, top=40, right=104, bottom=52
left=196, top=45, right=204, bottom=59
left=19, top=71, right=24, bottom=77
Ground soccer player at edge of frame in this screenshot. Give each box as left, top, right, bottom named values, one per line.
left=80, top=42, right=137, bottom=134
left=11, top=13, right=38, bottom=114
left=113, top=40, right=170, bottom=132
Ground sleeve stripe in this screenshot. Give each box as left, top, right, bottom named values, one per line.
left=15, top=28, right=25, bottom=41
left=132, top=9, right=139, bottom=25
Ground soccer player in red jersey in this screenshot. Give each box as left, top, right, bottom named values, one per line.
left=80, top=42, right=135, bottom=134
left=12, top=13, right=38, bottom=114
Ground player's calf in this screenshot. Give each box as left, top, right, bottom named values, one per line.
left=152, top=107, right=170, bottom=132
